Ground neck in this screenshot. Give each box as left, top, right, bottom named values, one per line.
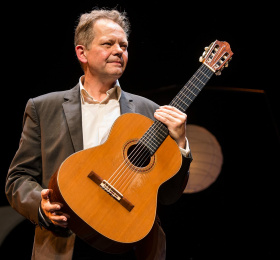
left=82, top=73, right=117, bottom=102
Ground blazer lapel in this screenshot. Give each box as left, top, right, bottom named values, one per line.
left=62, top=84, right=83, bottom=152
left=120, top=90, right=135, bottom=114
left=61, top=88, right=134, bottom=152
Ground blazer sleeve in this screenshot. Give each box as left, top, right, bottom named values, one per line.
left=5, top=99, right=43, bottom=225
left=158, top=152, right=192, bottom=205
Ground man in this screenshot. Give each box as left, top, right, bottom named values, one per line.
left=6, top=9, right=192, bottom=259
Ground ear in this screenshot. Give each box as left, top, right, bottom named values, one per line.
left=75, top=45, right=87, bottom=64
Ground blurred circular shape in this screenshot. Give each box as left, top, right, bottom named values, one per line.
left=184, top=125, right=223, bottom=193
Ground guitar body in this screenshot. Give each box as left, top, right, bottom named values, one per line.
left=49, top=113, right=182, bottom=253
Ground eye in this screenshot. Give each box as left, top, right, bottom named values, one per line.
left=121, top=44, right=128, bottom=50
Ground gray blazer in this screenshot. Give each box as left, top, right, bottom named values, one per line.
left=6, top=83, right=191, bottom=259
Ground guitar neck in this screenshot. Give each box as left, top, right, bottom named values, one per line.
left=169, top=63, right=214, bottom=112
left=139, top=64, right=215, bottom=155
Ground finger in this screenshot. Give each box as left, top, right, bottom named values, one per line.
left=52, top=219, right=68, bottom=228
left=41, top=189, right=51, bottom=200
left=157, top=106, right=187, bottom=119
left=48, top=204, right=62, bottom=212
left=156, top=107, right=185, bottom=120
left=157, top=105, right=183, bottom=114
left=41, top=197, right=62, bottom=213
left=154, top=111, right=171, bottom=124
left=51, top=214, right=68, bottom=222
left=51, top=211, right=70, bottom=218
left=50, top=214, right=69, bottom=228
left=155, top=110, right=184, bottom=125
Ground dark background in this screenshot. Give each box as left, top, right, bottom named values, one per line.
left=1, top=1, right=279, bottom=259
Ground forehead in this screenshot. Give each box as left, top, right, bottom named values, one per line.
left=93, top=19, right=127, bottom=40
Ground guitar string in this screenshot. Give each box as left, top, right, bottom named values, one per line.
left=110, top=65, right=213, bottom=193
left=107, top=137, right=156, bottom=188
left=108, top=142, right=148, bottom=186
left=115, top=123, right=170, bottom=191
left=106, top=65, right=213, bottom=193
left=113, top=68, right=212, bottom=193
left=107, top=138, right=148, bottom=184
left=110, top=120, right=170, bottom=190
left=107, top=64, right=213, bottom=192
left=114, top=143, right=151, bottom=191
left=114, top=66, right=213, bottom=193
left=118, top=65, right=214, bottom=192
left=111, top=64, right=213, bottom=193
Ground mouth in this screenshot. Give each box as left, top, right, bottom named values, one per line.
left=109, top=60, right=123, bottom=66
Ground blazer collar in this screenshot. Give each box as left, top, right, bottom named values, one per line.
left=62, top=83, right=83, bottom=152
left=62, top=85, right=136, bottom=152
left=120, top=90, right=135, bottom=114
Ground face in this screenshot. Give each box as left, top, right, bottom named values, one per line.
left=82, top=19, right=128, bottom=83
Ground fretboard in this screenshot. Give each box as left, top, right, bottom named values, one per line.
left=139, top=64, right=214, bottom=155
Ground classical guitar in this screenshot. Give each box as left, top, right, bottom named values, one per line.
left=49, top=40, right=233, bottom=253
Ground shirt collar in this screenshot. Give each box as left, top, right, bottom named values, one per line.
left=79, top=76, right=121, bottom=104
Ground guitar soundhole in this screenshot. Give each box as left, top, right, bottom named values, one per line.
left=127, top=144, right=151, bottom=168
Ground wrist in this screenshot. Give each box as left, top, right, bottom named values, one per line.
left=177, top=137, right=186, bottom=149
left=38, top=204, right=52, bottom=229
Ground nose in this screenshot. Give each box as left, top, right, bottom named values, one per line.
left=112, top=44, right=123, bottom=56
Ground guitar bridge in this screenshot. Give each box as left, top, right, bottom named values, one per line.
left=88, top=171, right=134, bottom=212
left=100, top=180, right=123, bottom=201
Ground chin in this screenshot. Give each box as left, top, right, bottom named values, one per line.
left=110, top=69, right=124, bottom=78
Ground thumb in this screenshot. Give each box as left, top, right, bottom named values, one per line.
left=41, top=189, right=52, bottom=200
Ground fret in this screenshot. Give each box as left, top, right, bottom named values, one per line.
left=188, top=79, right=200, bottom=90
left=199, top=69, right=211, bottom=79
left=177, top=87, right=195, bottom=103
left=170, top=64, right=214, bottom=112
left=172, top=101, right=187, bottom=113
left=139, top=121, right=168, bottom=155
left=193, top=74, right=205, bottom=85
left=173, top=95, right=189, bottom=108
left=190, top=74, right=209, bottom=87
left=185, top=87, right=197, bottom=97
left=177, top=88, right=194, bottom=102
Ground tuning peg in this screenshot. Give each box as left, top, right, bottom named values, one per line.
left=199, top=56, right=204, bottom=62
left=225, top=62, right=229, bottom=67
left=204, top=47, right=209, bottom=51
left=215, top=71, right=221, bottom=76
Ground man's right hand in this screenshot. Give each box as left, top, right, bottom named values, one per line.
left=41, top=189, right=70, bottom=228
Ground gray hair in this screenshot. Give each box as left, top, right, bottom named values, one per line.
left=74, top=9, right=130, bottom=49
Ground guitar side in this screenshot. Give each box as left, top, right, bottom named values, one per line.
left=49, top=113, right=182, bottom=253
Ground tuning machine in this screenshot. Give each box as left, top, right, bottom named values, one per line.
left=199, top=46, right=210, bottom=62
left=215, top=57, right=232, bottom=75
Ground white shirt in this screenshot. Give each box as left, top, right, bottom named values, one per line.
left=79, top=76, right=190, bottom=156
left=80, top=76, right=121, bottom=149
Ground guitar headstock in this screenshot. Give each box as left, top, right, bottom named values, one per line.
left=199, top=40, right=233, bottom=75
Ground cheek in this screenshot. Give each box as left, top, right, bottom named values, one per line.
left=123, top=52, right=128, bottom=65
left=88, top=51, right=109, bottom=66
